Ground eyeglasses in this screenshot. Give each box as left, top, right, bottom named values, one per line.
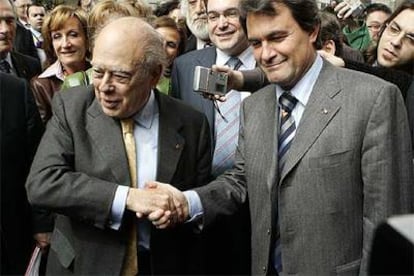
left=367, top=23, right=382, bottom=31
left=384, top=22, right=414, bottom=46
left=207, top=8, right=240, bottom=22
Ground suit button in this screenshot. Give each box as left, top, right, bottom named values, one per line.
left=262, top=266, right=267, bottom=272
left=267, top=229, right=271, bottom=235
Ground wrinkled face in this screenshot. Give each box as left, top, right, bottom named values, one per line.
left=92, top=32, right=159, bottom=119
left=366, top=10, right=390, bottom=41
left=0, top=0, right=16, bottom=58
left=156, top=26, right=180, bottom=67
left=51, top=17, right=87, bottom=74
left=14, top=0, right=31, bottom=21
left=207, top=0, right=248, bottom=56
left=377, top=9, right=414, bottom=69
left=27, top=6, right=45, bottom=32
left=185, top=0, right=209, bottom=41
left=247, top=3, right=318, bottom=89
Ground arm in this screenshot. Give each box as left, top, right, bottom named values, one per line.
left=360, top=83, right=413, bottom=272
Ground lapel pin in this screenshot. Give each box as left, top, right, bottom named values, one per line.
left=322, top=108, right=328, bottom=114
left=175, top=144, right=181, bottom=149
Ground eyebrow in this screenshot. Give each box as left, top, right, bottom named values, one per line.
left=392, top=21, right=414, bottom=37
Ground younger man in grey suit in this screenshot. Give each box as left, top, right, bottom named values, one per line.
left=150, top=0, right=414, bottom=274
left=26, top=17, right=211, bottom=275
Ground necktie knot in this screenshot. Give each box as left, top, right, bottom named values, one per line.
left=0, top=59, right=11, bottom=73
left=226, top=56, right=242, bottom=70
left=121, top=118, right=135, bottom=135
left=279, top=91, right=298, bottom=114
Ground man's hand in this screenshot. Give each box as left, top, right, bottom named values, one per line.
left=126, top=187, right=176, bottom=228
left=318, top=50, right=345, bottom=67
left=201, top=64, right=245, bottom=102
left=145, top=181, right=189, bottom=228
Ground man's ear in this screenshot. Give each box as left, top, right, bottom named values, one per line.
left=150, top=65, right=163, bottom=88
left=322, top=39, right=336, bottom=55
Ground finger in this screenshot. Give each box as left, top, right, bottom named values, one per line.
left=147, top=209, right=165, bottom=221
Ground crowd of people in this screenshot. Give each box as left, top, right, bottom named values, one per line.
left=1, top=0, right=413, bottom=275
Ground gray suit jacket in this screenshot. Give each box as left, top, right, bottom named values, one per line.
left=196, top=61, right=413, bottom=275
left=26, top=86, right=212, bottom=275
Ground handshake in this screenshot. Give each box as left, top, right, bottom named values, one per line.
left=125, top=181, right=190, bottom=229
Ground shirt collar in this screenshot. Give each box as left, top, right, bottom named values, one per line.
left=39, top=60, right=65, bottom=81
left=276, top=54, right=323, bottom=107
left=133, top=90, right=158, bottom=129
left=215, top=47, right=255, bottom=69
left=4, top=52, right=12, bottom=67
left=30, top=27, right=42, bottom=38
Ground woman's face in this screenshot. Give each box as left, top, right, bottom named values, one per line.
left=51, top=16, right=87, bottom=74
left=156, top=26, right=181, bottom=67
left=377, top=9, right=414, bottom=69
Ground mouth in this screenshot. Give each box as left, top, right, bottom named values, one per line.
left=215, top=31, right=235, bottom=38
left=263, top=59, right=286, bottom=70
left=383, top=48, right=398, bottom=58
left=101, top=98, right=121, bottom=109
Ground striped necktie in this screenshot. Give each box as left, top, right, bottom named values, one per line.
left=211, top=57, right=242, bottom=177
left=273, top=91, right=298, bottom=273
left=120, top=118, right=139, bottom=276
left=0, top=59, right=11, bottom=73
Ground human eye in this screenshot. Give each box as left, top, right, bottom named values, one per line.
left=113, top=72, right=132, bottom=83
left=166, top=41, right=178, bottom=49
left=388, top=23, right=400, bottom=35
left=51, top=32, right=61, bottom=40
left=249, top=39, right=261, bottom=49
left=68, top=31, right=79, bottom=38
left=225, top=9, right=239, bottom=19
left=5, top=17, right=15, bottom=25
left=92, top=68, right=104, bottom=79
left=208, top=12, right=219, bottom=21
left=406, top=34, right=414, bottom=46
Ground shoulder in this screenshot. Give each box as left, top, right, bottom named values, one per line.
left=175, top=47, right=215, bottom=65
left=52, top=85, right=95, bottom=113
left=157, top=91, right=207, bottom=121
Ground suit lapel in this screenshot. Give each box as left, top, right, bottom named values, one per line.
left=279, top=62, right=342, bottom=183
left=86, top=98, right=130, bottom=185
left=155, top=93, right=185, bottom=183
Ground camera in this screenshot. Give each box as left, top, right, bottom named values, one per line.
left=193, top=66, right=228, bottom=96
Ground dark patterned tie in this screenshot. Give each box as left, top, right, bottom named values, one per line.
left=0, top=59, right=11, bottom=73
left=211, top=57, right=243, bottom=176
left=273, top=91, right=298, bottom=273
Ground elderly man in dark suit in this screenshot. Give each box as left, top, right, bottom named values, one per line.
left=26, top=17, right=211, bottom=275
left=0, top=0, right=41, bottom=80
left=152, top=0, right=413, bottom=274
left=0, top=72, right=45, bottom=274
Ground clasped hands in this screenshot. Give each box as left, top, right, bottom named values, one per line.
left=126, top=181, right=188, bottom=229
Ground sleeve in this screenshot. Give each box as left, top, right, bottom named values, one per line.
left=25, top=92, right=119, bottom=230
left=359, top=83, right=414, bottom=272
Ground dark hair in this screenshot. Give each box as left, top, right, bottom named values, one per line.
left=154, top=0, right=180, bottom=17
left=26, top=3, right=45, bottom=17
left=365, top=0, right=414, bottom=74
left=316, top=11, right=343, bottom=57
left=364, top=3, right=392, bottom=18
left=240, top=0, right=320, bottom=35
left=152, top=15, right=187, bottom=57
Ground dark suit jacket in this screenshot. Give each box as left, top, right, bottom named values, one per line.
left=0, top=73, right=44, bottom=274
left=172, top=46, right=217, bottom=140
left=26, top=86, right=212, bottom=275
left=196, top=61, right=413, bottom=275
left=171, top=46, right=251, bottom=275
left=14, top=21, right=40, bottom=62
left=11, top=51, right=41, bottom=81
